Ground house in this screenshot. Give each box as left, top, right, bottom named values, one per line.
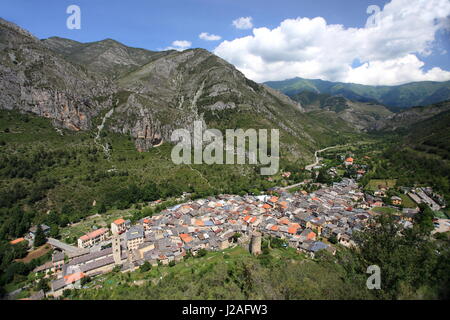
left=126, top=226, right=145, bottom=251
left=111, top=218, right=127, bottom=235
left=51, top=272, right=86, bottom=297
left=28, top=224, right=50, bottom=240
left=298, top=228, right=316, bottom=242
left=306, top=241, right=329, bottom=257
left=281, top=171, right=291, bottom=178
left=52, top=251, right=65, bottom=271
left=402, top=208, right=419, bottom=222
left=344, top=157, right=354, bottom=166
left=391, top=196, right=402, bottom=206
left=77, top=228, right=109, bottom=248
left=374, top=189, right=387, bottom=198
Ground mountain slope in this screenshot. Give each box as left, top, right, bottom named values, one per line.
left=289, top=91, right=393, bottom=131
left=265, top=77, right=450, bottom=108
left=0, top=18, right=115, bottom=131
left=0, top=18, right=361, bottom=164
left=377, top=100, right=450, bottom=131
left=42, top=37, right=166, bottom=79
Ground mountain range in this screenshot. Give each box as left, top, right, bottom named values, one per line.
left=1, top=17, right=359, bottom=163
left=264, top=77, right=450, bottom=109
left=1, top=17, right=450, bottom=157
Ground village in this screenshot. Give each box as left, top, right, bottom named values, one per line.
left=8, top=153, right=449, bottom=300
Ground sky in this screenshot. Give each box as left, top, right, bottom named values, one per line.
left=1, top=0, right=449, bottom=85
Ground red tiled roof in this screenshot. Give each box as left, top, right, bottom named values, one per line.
left=179, top=233, right=193, bottom=243
left=10, top=237, right=25, bottom=245
left=79, top=228, right=108, bottom=241
left=269, top=196, right=279, bottom=203
left=113, top=218, right=125, bottom=225
left=64, top=272, right=85, bottom=284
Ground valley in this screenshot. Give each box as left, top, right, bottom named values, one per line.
left=0, top=17, right=449, bottom=301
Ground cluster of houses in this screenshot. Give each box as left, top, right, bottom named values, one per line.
left=30, top=177, right=399, bottom=298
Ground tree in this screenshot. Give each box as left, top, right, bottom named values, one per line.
left=49, top=224, right=59, bottom=238
left=140, top=261, right=151, bottom=272
left=98, top=203, right=107, bottom=214
left=416, top=204, right=434, bottom=234
left=34, top=225, right=46, bottom=247
left=37, top=278, right=50, bottom=292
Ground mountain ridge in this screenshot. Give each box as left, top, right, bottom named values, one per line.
left=264, top=76, right=450, bottom=108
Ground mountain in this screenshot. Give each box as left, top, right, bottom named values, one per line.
left=377, top=99, right=450, bottom=132
left=264, top=77, right=450, bottom=108
left=42, top=37, right=166, bottom=79
left=0, top=18, right=115, bottom=132
left=1, top=18, right=361, bottom=165
left=288, top=91, right=393, bottom=131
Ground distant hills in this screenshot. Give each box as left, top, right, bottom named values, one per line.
left=264, top=77, right=450, bottom=108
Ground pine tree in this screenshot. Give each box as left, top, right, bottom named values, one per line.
left=34, top=225, right=47, bottom=247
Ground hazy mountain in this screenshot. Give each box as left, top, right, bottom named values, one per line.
left=265, top=77, right=450, bottom=108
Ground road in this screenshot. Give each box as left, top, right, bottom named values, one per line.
left=274, top=144, right=348, bottom=192
left=305, top=144, right=348, bottom=171
left=47, top=238, right=88, bottom=254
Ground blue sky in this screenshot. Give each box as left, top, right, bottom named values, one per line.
left=1, top=0, right=449, bottom=84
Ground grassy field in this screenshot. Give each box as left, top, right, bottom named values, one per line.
left=400, top=194, right=417, bottom=208
left=15, top=244, right=52, bottom=263
left=366, top=179, right=397, bottom=191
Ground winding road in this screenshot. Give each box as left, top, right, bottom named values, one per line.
left=305, top=144, right=348, bottom=171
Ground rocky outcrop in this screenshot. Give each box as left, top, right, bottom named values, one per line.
left=0, top=18, right=115, bottom=131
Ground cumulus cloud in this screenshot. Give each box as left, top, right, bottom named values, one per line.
left=232, top=17, right=253, bottom=30
left=215, top=0, right=450, bottom=85
left=199, top=32, right=222, bottom=41
left=164, top=40, right=192, bottom=51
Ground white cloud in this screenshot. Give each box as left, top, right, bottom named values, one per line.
left=199, top=32, right=222, bottom=41
left=232, top=17, right=253, bottom=30
left=215, top=0, right=450, bottom=85
left=165, top=40, right=192, bottom=51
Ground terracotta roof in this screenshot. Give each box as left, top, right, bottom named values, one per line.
left=179, top=234, right=193, bottom=243
left=269, top=196, right=279, bottom=203
left=10, top=237, right=25, bottom=245
left=345, top=157, right=354, bottom=162
left=79, top=228, right=108, bottom=241
left=288, top=227, right=298, bottom=234
left=64, top=272, right=85, bottom=284
left=262, top=203, right=272, bottom=209
left=113, top=218, right=125, bottom=225
left=271, top=225, right=279, bottom=231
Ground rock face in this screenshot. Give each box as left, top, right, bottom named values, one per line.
left=374, top=100, right=450, bottom=131
left=0, top=18, right=335, bottom=159
left=0, top=18, right=115, bottom=131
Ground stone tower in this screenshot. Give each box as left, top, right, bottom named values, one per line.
left=112, top=234, right=122, bottom=265
left=250, top=232, right=262, bottom=256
